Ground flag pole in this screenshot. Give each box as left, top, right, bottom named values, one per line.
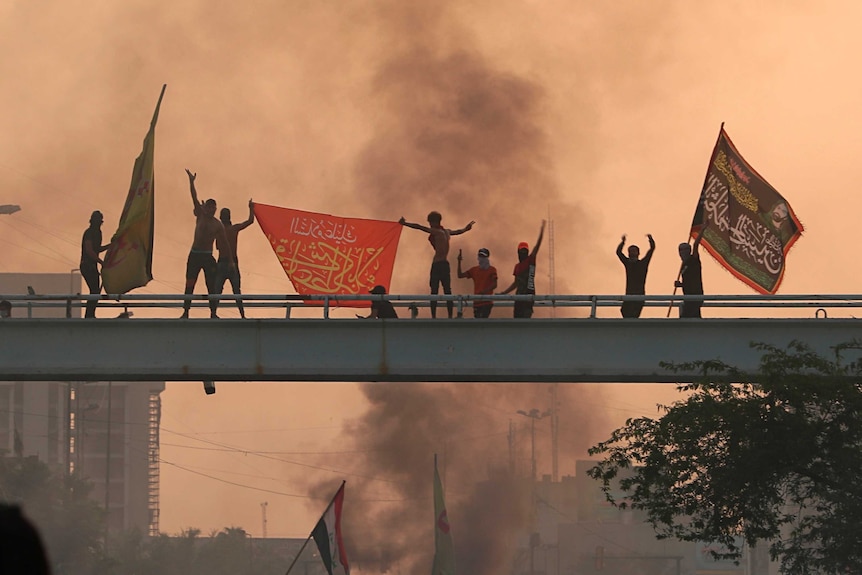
left=667, top=122, right=724, bottom=317
left=284, top=481, right=346, bottom=575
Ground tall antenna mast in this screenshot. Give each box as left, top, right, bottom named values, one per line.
left=547, top=206, right=556, bottom=317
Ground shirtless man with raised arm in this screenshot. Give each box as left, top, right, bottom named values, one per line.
left=399, top=211, right=475, bottom=318
left=214, top=199, right=254, bottom=318
left=181, top=169, right=233, bottom=319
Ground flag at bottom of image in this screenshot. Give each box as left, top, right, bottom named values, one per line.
left=312, top=481, right=350, bottom=575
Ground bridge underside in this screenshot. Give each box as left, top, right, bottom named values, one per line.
left=1, top=318, right=859, bottom=383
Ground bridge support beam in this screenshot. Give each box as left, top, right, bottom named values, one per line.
left=1, top=318, right=859, bottom=383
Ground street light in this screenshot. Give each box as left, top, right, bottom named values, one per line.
left=516, top=408, right=551, bottom=481
left=517, top=408, right=551, bottom=575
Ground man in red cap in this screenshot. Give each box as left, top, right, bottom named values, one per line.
left=399, top=211, right=475, bottom=318
left=498, top=221, right=546, bottom=318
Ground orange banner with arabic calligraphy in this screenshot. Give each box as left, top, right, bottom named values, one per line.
left=254, top=204, right=403, bottom=307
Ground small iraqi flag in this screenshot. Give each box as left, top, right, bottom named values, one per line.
left=312, top=481, right=350, bottom=575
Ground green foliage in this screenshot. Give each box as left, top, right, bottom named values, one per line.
left=0, top=453, right=107, bottom=573
left=588, top=341, right=862, bottom=574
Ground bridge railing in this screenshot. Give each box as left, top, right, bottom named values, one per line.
left=0, top=293, right=859, bottom=319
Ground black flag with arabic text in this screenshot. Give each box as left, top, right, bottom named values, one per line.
left=690, top=126, right=803, bottom=294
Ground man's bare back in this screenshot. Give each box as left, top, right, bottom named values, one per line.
left=215, top=200, right=255, bottom=261
left=193, top=210, right=224, bottom=251
left=185, top=169, right=232, bottom=260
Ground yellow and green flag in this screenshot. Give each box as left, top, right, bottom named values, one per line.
left=102, top=84, right=165, bottom=294
left=431, top=455, right=455, bottom=575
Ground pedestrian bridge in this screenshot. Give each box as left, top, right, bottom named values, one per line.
left=1, top=294, right=860, bottom=383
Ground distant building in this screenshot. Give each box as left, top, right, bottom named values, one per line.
left=0, top=272, right=165, bottom=535
left=509, top=462, right=775, bottom=575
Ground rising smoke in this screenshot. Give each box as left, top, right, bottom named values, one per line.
left=308, top=4, right=609, bottom=574
left=308, top=383, right=610, bottom=575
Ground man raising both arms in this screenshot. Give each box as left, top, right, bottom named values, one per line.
left=181, top=169, right=233, bottom=319
left=214, top=199, right=254, bottom=318
left=616, top=233, right=655, bottom=318
left=399, top=211, right=475, bottom=318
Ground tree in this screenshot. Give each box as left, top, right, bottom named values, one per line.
left=0, top=453, right=107, bottom=573
left=588, top=341, right=862, bottom=574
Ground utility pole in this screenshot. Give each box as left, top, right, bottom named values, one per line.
left=550, top=385, right=559, bottom=482
left=516, top=408, right=549, bottom=575
left=261, top=501, right=268, bottom=538
left=517, top=408, right=551, bottom=481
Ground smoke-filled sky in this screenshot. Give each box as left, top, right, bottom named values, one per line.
left=1, top=0, right=860, bottom=569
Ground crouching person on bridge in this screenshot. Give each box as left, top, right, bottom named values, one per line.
left=359, top=285, right=398, bottom=319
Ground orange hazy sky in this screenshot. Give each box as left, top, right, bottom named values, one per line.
left=0, top=0, right=857, bottom=545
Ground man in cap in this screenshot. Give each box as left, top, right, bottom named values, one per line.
left=457, top=247, right=498, bottom=318
left=361, top=285, right=398, bottom=319
left=399, top=211, right=475, bottom=318
left=80, top=210, right=111, bottom=318
left=675, top=227, right=706, bottom=318
left=616, top=233, right=655, bottom=318
left=498, top=220, right=546, bottom=318
left=182, top=169, right=233, bottom=319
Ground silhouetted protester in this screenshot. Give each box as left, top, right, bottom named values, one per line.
left=457, top=247, right=498, bottom=318
left=214, top=199, right=255, bottom=318
left=0, top=300, right=11, bottom=318
left=498, top=220, right=546, bottom=318
left=399, top=212, right=475, bottom=318
left=182, top=169, right=233, bottom=319
left=0, top=505, right=51, bottom=574
left=675, top=228, right=706, bottom=318
left=80, top=210, right=110, bottom=318
left=616, top=233, right=655, bottom=318
left=360, top=285, right=398, bottom=319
